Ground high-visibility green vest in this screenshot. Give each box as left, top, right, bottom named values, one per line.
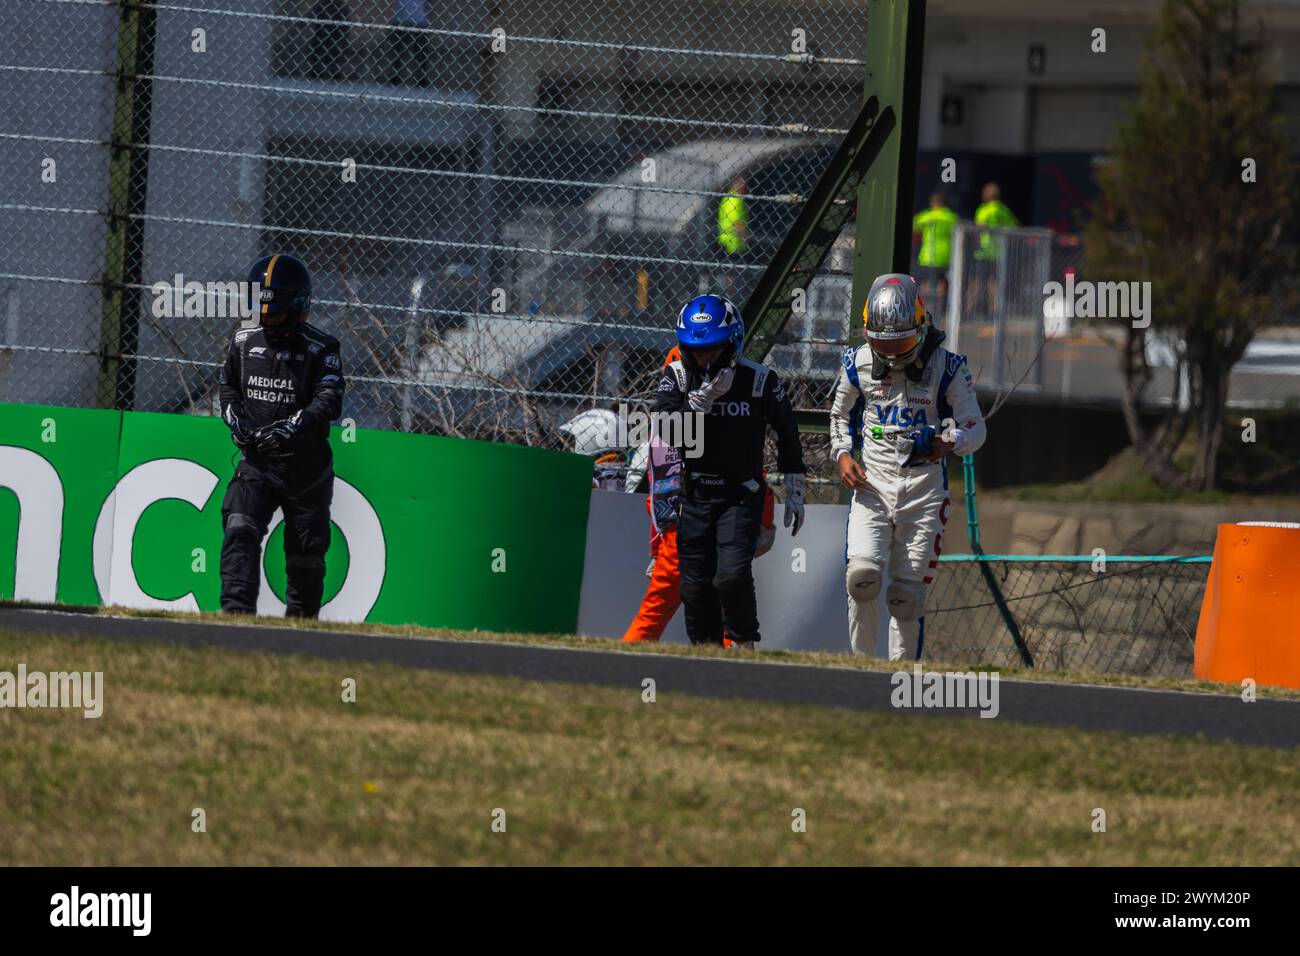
left=912, top=206, right=958, bottom=268
left=974, top=200, right=1018, bottom=261
left=718, top=194, right=748, bottom=255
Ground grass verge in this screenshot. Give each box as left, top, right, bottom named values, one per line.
left=0, top=628, right=1296, bottom=865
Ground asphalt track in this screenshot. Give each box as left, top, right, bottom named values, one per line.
left=2, top=606, right=1297, bottom=748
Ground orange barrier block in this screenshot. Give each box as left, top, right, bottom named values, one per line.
left=1194, top=523, right=1300, bottom=689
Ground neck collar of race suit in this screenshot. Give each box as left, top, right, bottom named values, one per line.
left=870, top=327, right=945, bottom=381
left=262, top=324, right=303, bottom=347
left=682, top=342, right=738, bottom=381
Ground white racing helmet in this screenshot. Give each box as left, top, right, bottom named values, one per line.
left=558, top=409, right=620, bottom=457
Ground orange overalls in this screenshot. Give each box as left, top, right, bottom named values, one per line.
left=623, top=498, right=683, bottom=643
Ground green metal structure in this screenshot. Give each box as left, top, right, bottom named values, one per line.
left=850, top=0, right=927, bottom=340
left=740, top=96, right=892, bottom=363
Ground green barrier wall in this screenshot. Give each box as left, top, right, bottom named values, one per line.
left=0, top=403, right=593, bottom=633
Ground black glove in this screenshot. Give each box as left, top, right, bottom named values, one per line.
left=254, top=418, right=303, bottom=458
left=225, top=410, right=255, bottom=450
left=904, top=425, right=937, bottom=466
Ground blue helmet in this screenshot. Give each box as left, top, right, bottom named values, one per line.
left=675, top=294, right=744, bottom=369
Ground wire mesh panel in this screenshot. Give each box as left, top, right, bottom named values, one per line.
left=1, top=0, right=870, bottom=449
left=943, top=222, right=1300, bottom=409
left=0, top=0, right=122, bottom=409
left=946, top=221, right=1057, bottom=395
left=926, top=558, right=1209, bottom=677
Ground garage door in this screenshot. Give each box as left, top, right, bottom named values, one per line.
left=1032, top=86, right=1139, bottom=152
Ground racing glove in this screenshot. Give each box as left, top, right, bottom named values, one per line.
left=904, top=425, right=942, bottom=466
left=782, top=473, right=806, bottom=538
left=224, top=408, right=255, bottom=450
left=254, top=417, right=303, bottom=459
left=906, top=424, right=960, bottom=466
left=686, top=367, right=736, bottom=414
left=912, top=425, right=936, bottom=458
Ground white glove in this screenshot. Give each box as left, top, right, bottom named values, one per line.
left=686, top=367, right=735, bottom=413
left=783, top=473, right=806, bottom=537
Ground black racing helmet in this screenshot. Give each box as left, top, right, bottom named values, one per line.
left=248, top=253, right=311, bottom=338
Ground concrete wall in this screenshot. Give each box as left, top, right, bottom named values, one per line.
left=574, top=486, right=1230, bottom=675
left=976, top=498, right=1300, bottom=557
left=578, top=489, right=866, bottom=652
left=578, top=489, right=914, bottom=655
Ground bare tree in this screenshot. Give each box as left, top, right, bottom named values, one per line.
left=335, top=268, right=560, bottom=446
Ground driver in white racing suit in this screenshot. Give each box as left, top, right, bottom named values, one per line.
left=829, top=274, right=986, bottom=660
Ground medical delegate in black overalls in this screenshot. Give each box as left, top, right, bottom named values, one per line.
left=218, top=253, right=345, bottom=618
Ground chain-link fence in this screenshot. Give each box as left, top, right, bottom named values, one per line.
left=926, top=556, right=1209, bottom=677
left=943, top=222, right=1300, bottom=409
left=0, top=1, right=1232, bottom=680
left=0, top=0, right=868, bottom=449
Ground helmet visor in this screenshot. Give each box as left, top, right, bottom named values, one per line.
left=867, top=328, right=921, bottom=358
left=682, top=342, right=729, bottom=373
left=685, top=343, right=725, bottom=360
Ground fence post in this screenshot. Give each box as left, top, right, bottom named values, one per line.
left=991, top=230, right=1008, bottom=388
left=1032, top=229, right=1049, bottom=390
left=962, top=453, right=980, bottom=549
left=401, top=275, right=427, bottom=432
left=97, top=0, right=156, bottom=411
left=963, top=452, right=1035, bottom=667
left=946, top=224, right=964, bottom=351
